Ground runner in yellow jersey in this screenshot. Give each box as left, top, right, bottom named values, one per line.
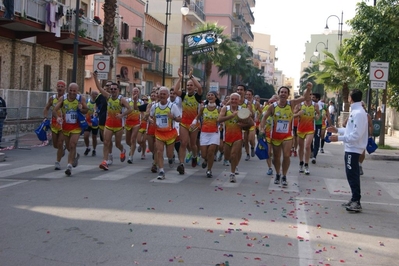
left=125, top=87, right=143, bottom=163
left=149, top=87, right=181, bottom=180
left=297, top=97, right=320, bottom=175
left=53, top=83, right=88, bottom=176
left=260, top=82, right=312, bottom=187
left=43, top=80, right=66, bottom=170
left=218, top=93, right=254, bottom=183
left=244, top=89, right=262, bottom=161
left=174, top=68, right=203, bottom=174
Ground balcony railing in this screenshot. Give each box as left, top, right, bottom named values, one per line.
left=5, top=0, right=103, bottom=42
left=245, top=2, right=255, bottom=23
left=119, top=40, right=155, bottom=62
left=146, top=60, right=173, bottom=76
left=189, top=2, right=205, bottom=21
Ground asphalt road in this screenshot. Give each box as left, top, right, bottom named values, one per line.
left=0, top=141, right=398, bottom=266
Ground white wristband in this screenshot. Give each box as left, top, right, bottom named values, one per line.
left=191, top=119, right=197, bottom=125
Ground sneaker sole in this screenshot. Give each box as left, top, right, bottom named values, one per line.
left=346, top=208, right=362, bottom=213
left=65, top=169, right=71, bottom=176
left=99, top=165, right=108, bottom=171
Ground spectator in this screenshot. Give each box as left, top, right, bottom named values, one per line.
left=328, top=100, right=336, bottom=126
left=0, top=96, right=7, bottom=148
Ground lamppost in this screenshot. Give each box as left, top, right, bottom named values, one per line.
left=324, top=11, right=343, bottom=46
left=309, top=55, right=319, bottom=67
left=72, top=0, right=80, bottom=82
left=313, top=40, right=328, bottom=58
left=162, top=0, right=172, bottom=86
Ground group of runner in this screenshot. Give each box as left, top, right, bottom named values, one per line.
left=43, top=74, right=333, bottom=184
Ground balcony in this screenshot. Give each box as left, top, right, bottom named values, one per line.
left=243, top=2, right=255, bottom=24
left=247, top=0, right=255, bottom=8
left=185, top=1, right=205, bottom=24
left=119, top=40, right=155, bottom=64
left=145, top=60, right=173, bottom=76
left=0, top=0, right=103, bottom=55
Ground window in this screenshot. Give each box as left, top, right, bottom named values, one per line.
left=43, top=65, right=51, bottom=91
left=121, top=22, right=129, bottom=40
left=135, top=29, right=142, bottom=39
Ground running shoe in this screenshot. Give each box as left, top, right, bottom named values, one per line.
left=245, top=154, right=250, bottom=161
left=229, top=173, right=236, bottom=183
left=192, top=157, right=198, bottom=167
left=304, top=165, right=310, bottom=175
left=281, top=176, right=288, bottom=187
left=206, top=170, right=213, bottom=178
left=108, top=154, right=113, bottom=165
left=320, top=148, right=324, bottom=153
left=274, top=174, right=281, bottom=185
left=346, top=201, right=362, bottom=212
left=84, top=147, right=91, bottom=156
left=72, top=153, right=80, bottom=168
left=235, top=167, right=239, bottom=175
left=157, top=171, right=165, bottom=180
left=65, top=164, right=72, bottom=176
left=359, top=165, right=364, bottom=175
left=99, top=160, right=109, bottom=171
left=311, top=157, right=316, bottom=164
left=120, top=149, right=126, bottom=162
left=266, top=168, right=273, bottom=175
left=223, top=160, right=230, bottom=166
left=341, top=200, right=353, bottom=208
left=168, top=158, right=174, bottom=168
left=251, top=147, right=255, bottom=157
left=299, top=164, right=304, bottom=173
left=137, top=145, right=142, bottom=153
left=185, top=152, right=192, bottom=163
left=92, top=150, right=96, bottom=156
left=202, top=160, right=207, bottom=169
left=141, top=154, right=145, bottom=160
left=177, top=164, right=185, bottom=174
left=127, top=156, right=133, bottom=164
left=55, top=162, right=61, bottom=170
left=151, top=163, right=157, bottom=173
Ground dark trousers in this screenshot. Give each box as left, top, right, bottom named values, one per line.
left=0, top=118, right=4, bottom=142
left=344, top=152, right=361, bottom=202
left=312, top=125, right=322, bottom=158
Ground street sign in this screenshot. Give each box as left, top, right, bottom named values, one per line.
left=96, top=72, right=108, bottom=80
left=93, top=55, right=110, bottom=73
left=190, top=46, right=214, bottom=55
left=370, top=81, right=386, bottom=89
left=369, top=62, right=389, bottom=81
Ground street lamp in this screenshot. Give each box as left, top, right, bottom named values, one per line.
left=162, top=0, right=172, bottom=86
left=324, top=11, right=343, bottom=46
left=313, top=40, right=328, bottom=57
left=181, top=1, right=189, bottom=16
left=72, top=0, right=80, bottom=83
left=309, top=55, right=319, bottom=67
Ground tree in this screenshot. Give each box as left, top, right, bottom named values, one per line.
left=311, top=48, right=357, bottom=112
left=102, top=0, right=117, bottom=79
left=300, top=64, right=322, bottom=95
left=190, top=23, right=236, bottom=94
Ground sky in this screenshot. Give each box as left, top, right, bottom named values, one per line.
left=251, top=0, right=372, bottom=89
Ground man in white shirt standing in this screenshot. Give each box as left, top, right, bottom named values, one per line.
left=328, top=101, right=336, bottom=126
left=327, top=89, right=368, bottom=212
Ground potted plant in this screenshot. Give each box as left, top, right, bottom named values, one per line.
left=93, top=16, right=102, bottom=25
left=154, top=45, right=162, bottom=53
left=143, top=40, right=153, bottom=49
left=133, top=37, right=142, bottom=44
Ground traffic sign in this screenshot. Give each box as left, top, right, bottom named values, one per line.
left=96, top=72, right=108, bottom=80
left=369, top=62, right=389, bottom=81
left=370, top=81, right=386, bottom=89
left=93, top=55, right=110, bottom=73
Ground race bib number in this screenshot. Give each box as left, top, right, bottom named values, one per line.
left=156, top=114, right=169, bottom=129
left=65, top=111, right=77, bottom=124
left=276, top=120, right=289, bottom=133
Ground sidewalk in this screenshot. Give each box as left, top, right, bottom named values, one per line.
left=366, top=134, right=399, bottom=161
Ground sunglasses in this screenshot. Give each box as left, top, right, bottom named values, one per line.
left=110, top=88, right=118, bottom=91
left=142, top=99, right=148, bottom=101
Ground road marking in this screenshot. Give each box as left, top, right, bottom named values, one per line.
left=0, top=163, right=11, bottom=167
left=92, top=166, right=148, bottom=180
left=268, top=175, right=300, bottom=192
left=210, top=171, right=247, bottom=187
left=150, top=168, right=198, bottom=183
left=298, top=197, right=399, bottom=207
left=0, top=165, right=53, bottom=178
left=376, top=182, right=399, bottom=199
left=0, top=179, right=30, bottom=189
left=296, top=198, right=313, bottom=266
left=36, top=165, right=98, bottom=179
left=324, top=178, right=351, bottom=195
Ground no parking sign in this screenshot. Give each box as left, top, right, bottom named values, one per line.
left=93, top=55, right=110, bottom=80
left=369, top=62, right=389, bottom=89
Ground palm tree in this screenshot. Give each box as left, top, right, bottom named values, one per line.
left=102, top=0, right=117, bottom=79
left=190, top=23, right=236, bottom=94
left=300, top=64, right=320, bottom=95
left=311, top=47, right=357, bottom=112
